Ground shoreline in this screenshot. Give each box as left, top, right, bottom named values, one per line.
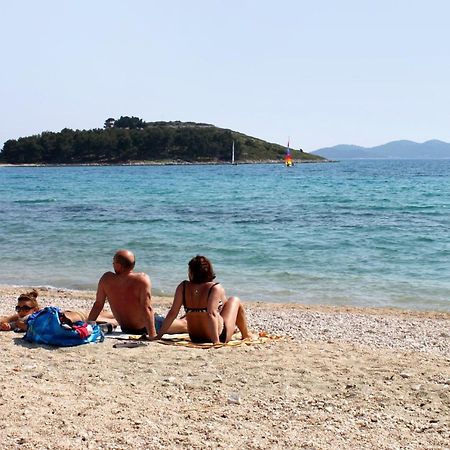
left=1, top=283, right=449, bottom=318
left=1, top=284, right=448, bottom=319
left=0, top=159, right=331, bottom=167
left=1, top=284, right=449, bottom=356
left=1, top=285, right=449, bottom=448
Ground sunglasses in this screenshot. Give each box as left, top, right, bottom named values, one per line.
left=15, top=305, right=34, bottom=312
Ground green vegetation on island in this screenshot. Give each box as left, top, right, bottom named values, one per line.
left=0, top=117, right=324, bottom=164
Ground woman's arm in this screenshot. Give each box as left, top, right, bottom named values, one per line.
left=206, top=285, right=224, bottom=344
left=152, top=283, right=184, bottom=340
left=14, top=318, right=30, bottom=331
left=0, top=314, right=19, bottom=331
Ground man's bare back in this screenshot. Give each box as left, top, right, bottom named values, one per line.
left=87, top=250, right=187, bottom=338
left=97, top=271, right=153, bottom=331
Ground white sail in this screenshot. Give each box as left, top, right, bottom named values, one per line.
left=231, top=140, right=235, bottom=164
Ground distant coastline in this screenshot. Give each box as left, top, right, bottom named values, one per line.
left=312, top=139, right=450, bottom=159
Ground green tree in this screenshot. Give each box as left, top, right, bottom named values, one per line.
left=104, top=118, right=115, bottom=128
left=114, top=116, right=145, bottom=130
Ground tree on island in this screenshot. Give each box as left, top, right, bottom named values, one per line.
left=112, top=116, right=146, bottom=130
left=104, top=118, right=115, bottom=128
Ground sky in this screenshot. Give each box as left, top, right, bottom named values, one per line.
left=1, top=0, right=449, bottom=152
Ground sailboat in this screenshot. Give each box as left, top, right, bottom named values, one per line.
left=231, top=140, right=237, bottom=164
left=284, top=139, right=294, bottom=167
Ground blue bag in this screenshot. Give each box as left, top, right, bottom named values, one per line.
left=24, top=306, right=104, bottom=346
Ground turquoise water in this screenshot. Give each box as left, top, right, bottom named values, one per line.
left=0, top=160, right=449, bottom=311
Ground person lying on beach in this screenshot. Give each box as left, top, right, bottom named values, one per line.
left=87, top=249, right=187, bottom=338
left=0, top=289, right=117, bottom=332
left=151, top=255, right=251, bottom=344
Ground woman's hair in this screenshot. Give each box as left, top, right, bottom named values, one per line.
left=17, top=289, right=40, bottom=308
left=188, top=255, right=216, bottom=283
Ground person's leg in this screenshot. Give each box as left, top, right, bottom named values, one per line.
left=220, top=296, right=250, bottom=342
left=69, top=309, right=118, bottom=327
left=234, top=301, right=251, bottom=339
left=97, top=311, right=118, bottom=327
left=154, top=314, right=187, bottom=335
left=166, top=317, right=188, bottom=334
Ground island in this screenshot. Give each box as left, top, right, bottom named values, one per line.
left=0, top=116, right=325, bottom=165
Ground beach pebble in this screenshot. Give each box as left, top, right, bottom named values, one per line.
left=227, top=393, right=242, bottom=405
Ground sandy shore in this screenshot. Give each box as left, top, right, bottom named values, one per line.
left=0, top=285, right=449, bottom=449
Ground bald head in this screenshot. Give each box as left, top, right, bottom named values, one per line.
left=113, top=249, right=136, bottom=270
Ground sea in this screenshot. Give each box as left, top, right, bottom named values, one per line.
left=0, top=160, right=449, bottom=311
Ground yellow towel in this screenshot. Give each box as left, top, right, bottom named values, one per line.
left=157, top=331, right=283, bottom=349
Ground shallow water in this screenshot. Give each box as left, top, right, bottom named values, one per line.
left=0, top=160, right=449, bottom=311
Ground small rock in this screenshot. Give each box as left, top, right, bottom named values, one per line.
left=227, top=393, right=242, bottom=405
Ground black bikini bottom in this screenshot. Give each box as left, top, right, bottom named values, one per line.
left=189, top=324, right=227, bottom=343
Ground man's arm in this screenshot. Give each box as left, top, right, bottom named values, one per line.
left=139, top=274, right=156, bottom=338
left=87, top=275, right=108, bottom=322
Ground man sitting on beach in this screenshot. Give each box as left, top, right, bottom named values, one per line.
left=87, top=249, right=187, bottom=338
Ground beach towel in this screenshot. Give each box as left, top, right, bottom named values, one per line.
left=105, top=330, right=283, bottom=348
left=156, top=331, right=283, bottom=349
left=24, top=306, right=104, bottom=346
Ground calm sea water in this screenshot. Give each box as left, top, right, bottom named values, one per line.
left=0, top=160, right=449, bottom=311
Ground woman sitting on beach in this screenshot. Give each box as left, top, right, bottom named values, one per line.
left=0, top=289, right=117, bottom=332
left=153, top=256, right=251, bottom=344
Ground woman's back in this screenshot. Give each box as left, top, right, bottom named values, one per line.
left=182, top=280, right=225, bottom=342
left=182, top=281, right=222, bottom=312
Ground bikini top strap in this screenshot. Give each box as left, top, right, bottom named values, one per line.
left=207, top=282, right=220, bottom=301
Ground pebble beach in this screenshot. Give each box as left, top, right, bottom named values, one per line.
left=0, top=285, right=449, bottom=449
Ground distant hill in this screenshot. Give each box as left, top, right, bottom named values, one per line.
left=0, top=117, right=324, bottom=164
left=311, top=140, right=450, bottom=159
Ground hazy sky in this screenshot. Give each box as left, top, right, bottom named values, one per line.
left=1, top=0, right=449, bottom=151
